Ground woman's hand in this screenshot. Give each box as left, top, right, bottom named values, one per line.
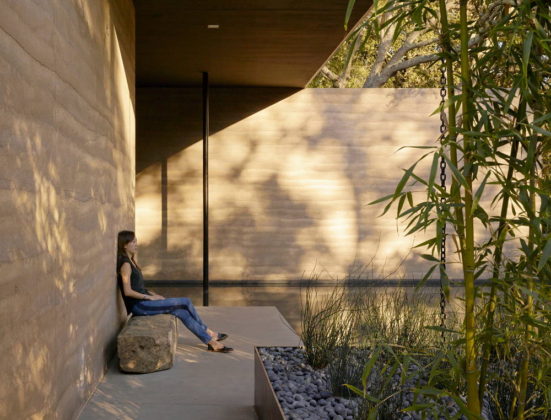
left=147, top=294, right=164, bottom=301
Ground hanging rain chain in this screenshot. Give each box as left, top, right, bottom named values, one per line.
left=438, top=59, right=448, bottom=340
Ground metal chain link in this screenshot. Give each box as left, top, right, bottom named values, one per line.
left=438, top=60, right=448, bottom=340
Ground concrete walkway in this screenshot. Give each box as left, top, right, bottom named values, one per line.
left=78, top=307, right=300, bottom=420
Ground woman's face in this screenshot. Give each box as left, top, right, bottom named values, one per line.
left=124, top=237, right=138, bottom=255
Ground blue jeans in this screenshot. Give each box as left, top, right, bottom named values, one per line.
left=131, top=297, right=212, bottom=344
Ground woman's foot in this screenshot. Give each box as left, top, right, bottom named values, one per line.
left=207, top=329, right=229, bottom=341
left=207, top=340, right=233, bottom=353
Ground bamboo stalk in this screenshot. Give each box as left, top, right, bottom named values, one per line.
left=438, top=0, right=464, bottom=256
left=514, top=2, right=548, bottom=415
left=478, top=99, right=523, bottom=403
left=515, top=134, right=537, bottom=420
left=459, top=0, right=481, bottom=416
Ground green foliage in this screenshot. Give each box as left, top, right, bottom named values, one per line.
left=300, top=280, right=357, bottom=369
left=303, top=0, right=551, bottom=417
left=343, top=341, right=482, bottom=420
left=326, top=288, right=454, bottom=398
left=308, top=13, right=442, bottom=88
left=344, top=0, right=551, bottom=418
left=347, top=303, right=550, bottom=419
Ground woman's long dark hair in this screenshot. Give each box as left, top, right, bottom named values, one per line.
left=117, top=230, right=140, bottom=269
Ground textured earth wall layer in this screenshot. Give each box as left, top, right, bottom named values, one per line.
left=136, top=88, right=467, bottom=282
left=0, top=0, right=135, bottom=418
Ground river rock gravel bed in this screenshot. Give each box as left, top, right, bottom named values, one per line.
left=258, top=347, right=486, bottom=420
left=258, top=347, right=358, bottom=420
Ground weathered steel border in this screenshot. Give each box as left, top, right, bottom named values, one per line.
left=254, top=347, right=286, bottom=420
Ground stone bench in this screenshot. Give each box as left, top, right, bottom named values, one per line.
left=117, top=314, right=178, bottom=373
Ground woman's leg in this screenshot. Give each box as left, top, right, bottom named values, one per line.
left=169, top=297, right=208, bottom=330
left=172, top=308, right=212, bottom=343
left=132, top=298, right=212, bottom=344
left=136, top=298, right=208, bottom=329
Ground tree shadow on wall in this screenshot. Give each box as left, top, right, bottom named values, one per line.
left=2, top=2, right=136, bottom=419
left=136, top=88, right=441, bottom=283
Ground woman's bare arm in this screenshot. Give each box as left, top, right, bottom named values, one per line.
left=120, top=262, right=151, bottom=300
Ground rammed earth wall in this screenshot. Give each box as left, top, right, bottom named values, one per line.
left=0, top=0, right=135, bottom=418
left=136, top=88, right=468, bottom=282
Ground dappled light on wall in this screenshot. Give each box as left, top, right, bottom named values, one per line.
left=136, top=88, right=457, bottom=282
left=1, top=0, right=135, bottom=418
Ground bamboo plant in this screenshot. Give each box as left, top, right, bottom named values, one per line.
left=345, top=0, right=551, bottom=418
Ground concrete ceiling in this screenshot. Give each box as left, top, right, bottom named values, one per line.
left=135, top=0, right=372, bottom=87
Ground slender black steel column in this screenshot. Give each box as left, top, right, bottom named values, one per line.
left=161, top=158, right=168, bottom=256
left=202, top=72, right=209, bottom=306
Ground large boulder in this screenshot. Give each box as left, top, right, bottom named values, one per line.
left=117, top=314, right=178, bottom=373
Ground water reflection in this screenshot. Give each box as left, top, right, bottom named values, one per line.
left=147, top=285, right=464, bottom=334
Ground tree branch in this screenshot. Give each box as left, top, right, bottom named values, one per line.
left=366, top=13, right=396, bottom=84
left=337, top=28, right=367, bottom=87
left=320, top=66, right=340, bottom=86
left=388, top=34, right=439, bottom=68
left=363, top=52, right=440, bottom=88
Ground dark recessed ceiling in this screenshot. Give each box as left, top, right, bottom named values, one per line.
left=135, top=0, right=372, bottom=87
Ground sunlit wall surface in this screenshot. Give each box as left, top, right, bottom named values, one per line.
left=0, top=0, right=135, bottom=418
left=136, top=88, right=468, bottom=282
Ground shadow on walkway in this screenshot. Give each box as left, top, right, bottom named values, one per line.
left=79, top=307, right=299, bottom=420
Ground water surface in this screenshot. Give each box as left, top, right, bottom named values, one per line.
left=148, top=285, right=464, bottom=333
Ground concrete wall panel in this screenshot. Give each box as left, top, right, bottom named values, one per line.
left=0, top=0, right=135, bottom=418
left=136, top=88, right=464, bottom=282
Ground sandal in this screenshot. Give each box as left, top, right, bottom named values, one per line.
left=207, top=344, right=233, bottom=353
left=217, top=333, right=229, bottom=341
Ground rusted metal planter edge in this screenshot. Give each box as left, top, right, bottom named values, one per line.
left=254, top=346, right=287, bottom=420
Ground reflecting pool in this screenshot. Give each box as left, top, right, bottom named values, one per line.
left=148, top=285, right=465, bottom=334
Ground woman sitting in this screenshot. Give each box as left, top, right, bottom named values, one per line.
left=117, top=230, right=232, bottom=353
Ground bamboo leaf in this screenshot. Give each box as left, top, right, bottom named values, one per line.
left=414, top=237, right=438, bottom=249
left=532, top=125, right=551, bottom=137
left=470, top=171, right=491, bottom=217
left=343, top=383, right=370, bottom=398
left=410, top=171, right=429, bottom=187
left=344, top=0, right=357, bottom=30
left=368, top=193, right=396, bottom=206
left=394, top=161, right=421, bottom=199
left=397, top=193, right=407, bottom=218
left=407, top=191, right=414, bottom=207
left=428, top=152, right=439, bottom=200
left=442, top=154, right=469, bottom=190
left=522, top=31, right=534, bottom=82
left=537, top=238, right=551, bottom=272
left=533, top=112, right=551, bottom=125
left=403, top=404, right=432, bottom=412
left=503, top=81, right=519, bottom=114
left=417, top=386, right=445, bottom=397
left=421, top=254, right=439, bottom=262
left=415, top=264, right=437, bottom=292
left=361, top=347, right=381, bottom=389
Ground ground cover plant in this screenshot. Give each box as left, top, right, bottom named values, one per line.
left=298, top=281, right=548, bottom=419
left=299, top=282, right=471, bottom=417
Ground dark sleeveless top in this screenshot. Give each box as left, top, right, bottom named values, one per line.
left=117, top=255, right=149, bottom=313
